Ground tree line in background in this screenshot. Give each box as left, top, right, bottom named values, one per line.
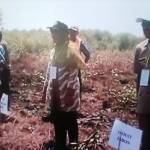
left=81, top=29, right=142, bottom=51
left=3, top=29, right=142, bottom=56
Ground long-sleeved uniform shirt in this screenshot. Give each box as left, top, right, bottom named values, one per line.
left=134, top=39, right=150, bottom=114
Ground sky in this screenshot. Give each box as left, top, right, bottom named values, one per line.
left=0, top=0, right=150, bottom=36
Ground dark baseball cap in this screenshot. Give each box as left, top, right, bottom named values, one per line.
left=47, top=21, right=68, bottom=33
left=136, top=18, right=150, bottom=27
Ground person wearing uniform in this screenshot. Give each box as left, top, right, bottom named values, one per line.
left=69, top=26, right=90, bottom=97
left=42, top=21, right=85, bottom=150
left=134, top=18, right=150, bottom=150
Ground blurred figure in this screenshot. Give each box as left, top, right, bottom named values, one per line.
left=42, top=21, right=85, bottom=150
left=69, top=26, right=90, bottom=96
left=0, top=31, right=10, bottom=96
left=69, top=26, right=90, bottom=63
left=134, top=18, right=150, bottom=150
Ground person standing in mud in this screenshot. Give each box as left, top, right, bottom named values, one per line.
left=0, top=31, right=10, bottom=96
left=134, top=18, right=150, bottom=150
left=42, top=21, right=85, bottom=150
left=69, top=26, right=90, bottom=96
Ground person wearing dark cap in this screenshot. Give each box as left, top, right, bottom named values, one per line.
left=42, top=21, right=85, bottom=150
left=134, top=18, right=150, bottom=150
left=69, top=26, right=90, bottom=98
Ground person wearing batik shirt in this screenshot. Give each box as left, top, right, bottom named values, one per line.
left=69, top=26, right=90, bottom=97
left=42, top=21, right=85, bottom=150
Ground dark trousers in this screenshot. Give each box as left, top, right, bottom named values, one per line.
left=54, top=111, right=78, bottom=150
left=138, top=114, right=150, bottom=150
left=0, top=66, right=10, bottom=95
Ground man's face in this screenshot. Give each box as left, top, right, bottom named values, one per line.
left=51, top=30, right=62, bottom=44
left=69, top=30, right=78, bottom=41
left=143, top=25, right=150, bottom=39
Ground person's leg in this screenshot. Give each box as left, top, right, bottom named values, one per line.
left=1, top=66, right=10, bottom=111
left=67, top=112, right=78, bottom=144
left=1, top=66, right=10, bottom=94
left=138, top=114, right=150, bottom=150
left=54, top=112, right=67, bottom=150
left=54, top=124, right=66, bottom=150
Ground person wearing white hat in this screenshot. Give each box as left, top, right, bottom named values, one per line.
left=69, top=26, right=90, bottom=63
left=69, top=26, right=90, bottom=98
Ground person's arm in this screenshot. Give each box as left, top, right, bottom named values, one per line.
left=42, top=61, right=50, bottom=101
left=134, top=48, right=141, bottom=94
left=3, top=44, right=9, bottom=65
left=1, top=41, right=9, bottom=65
left=67, top=45, right=86, bottom=69
left=42, top=49, right=55, bottom=101
left=80, top=41, right=90, bottom=63
left=0, top=45, right=6, bottom=63
left=134, top=48, right=141, bottom=74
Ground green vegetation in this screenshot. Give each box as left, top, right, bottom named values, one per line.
left=3, top=29, right=142, bottom=56
left=80, top=29, right=142, bottom=51
left=4, top=30, right=51, bottom=57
